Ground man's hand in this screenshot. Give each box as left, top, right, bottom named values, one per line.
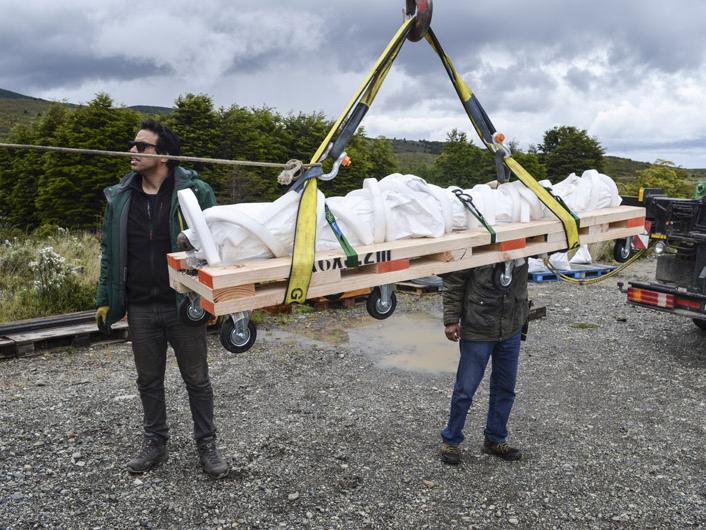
left=95, top=306, right=109, bottom=332
left=444, top=323, right=460, bottom=342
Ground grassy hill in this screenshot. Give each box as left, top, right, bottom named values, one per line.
left=0, top=88, right=42, bottom=100
left=0, top=89, right=172, bottom=138
left=390, top=139, right=705, bottom=187
left=0, top=95, right=57, bottom=138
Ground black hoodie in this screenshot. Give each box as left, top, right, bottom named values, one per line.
left=125, top=173, right=176, bottom=306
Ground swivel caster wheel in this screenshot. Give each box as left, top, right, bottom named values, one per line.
left=493, top=262, right=514, bottom=290
left=178, top=297, right=210, bottom=326
left=613, top=237, right=634, bottom=263
left=219, top=318, right=257, bottom=353
left=366, top=286, right=397, bottom=320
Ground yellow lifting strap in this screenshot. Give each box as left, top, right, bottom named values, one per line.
left=284, top=17, right=416, bottom=304
left=504, top=157, right=581, bottom=248
left=424, top=29, right=581, bottom=250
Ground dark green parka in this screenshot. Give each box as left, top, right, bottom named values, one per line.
left=95, top=166, right=216, bottom=326
left=442, top=260, right=529, bottom=342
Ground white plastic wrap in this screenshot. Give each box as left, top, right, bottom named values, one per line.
left=180, top=169, right=622, bottom=266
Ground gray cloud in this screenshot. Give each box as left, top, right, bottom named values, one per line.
left=0, top=53, right=172, bottom=90
left=2, top=0, right=706, bottom=166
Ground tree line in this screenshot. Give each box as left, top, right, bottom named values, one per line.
left=0, top=91, right=692, bottom=232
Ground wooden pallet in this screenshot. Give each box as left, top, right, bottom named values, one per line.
left=168, top=205, right=646, bottom=316
left=0, top=321, right=129, bottom=359
left=396, top=281, right=442, bottom=295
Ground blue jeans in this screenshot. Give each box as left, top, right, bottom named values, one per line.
left=441, top=331, right=521, bottom=446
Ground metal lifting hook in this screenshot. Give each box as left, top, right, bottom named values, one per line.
left=405, top=0, right=433, bottom=42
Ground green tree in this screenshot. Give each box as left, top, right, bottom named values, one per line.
left=217, top=104, right=291, bottom=203
left=35, top=93, right=142, bottom=229
left=621, top=160, right=694, bottom=198
left=538, top=126, right=604, bottom=180
left=0, top=103, right=73, bottom=230
left=510, top=143, right=547, bottom=181
left=432, top=129, right=495, bottom=188
left=168, top=93, right=219, bottom=160
left=365, top=136, right=400, bottom=180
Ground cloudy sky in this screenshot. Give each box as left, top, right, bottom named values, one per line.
left=2, top=0, right=706, bottom=167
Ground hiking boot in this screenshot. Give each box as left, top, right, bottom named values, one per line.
left=483, top=439, right=522, bottom=461
left=197, top=437, right=229, bottom=479
left=126, top=437, right=168, bottom=474
left=440, top=442, right=461, bottom=465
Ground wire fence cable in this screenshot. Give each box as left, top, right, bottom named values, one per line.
left=0, top=142, right=318, bottom=171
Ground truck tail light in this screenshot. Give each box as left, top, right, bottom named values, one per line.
left=674, top=297, right=701, bottom=311
left=627, top=287, right=675, bottom=309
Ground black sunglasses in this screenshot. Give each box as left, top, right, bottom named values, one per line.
left=128, top=140, right=158, bottom=153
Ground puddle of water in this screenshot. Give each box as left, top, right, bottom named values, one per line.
left=348, top=313, right=458, bottom=374
left=264, top=312, right=458, bottom=375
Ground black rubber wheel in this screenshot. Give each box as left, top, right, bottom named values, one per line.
left=493, top=263, right=513, bottom=290
left=366, top=288, right=397, bottom=320
left=613, top=238, right=632, bottom=263
left=693, top=318, right=706, bottom=331
left=405, top=0, right=433, bottom=42
left=219, top=319, right=257, bottom=353
left=178, top=297, right=210, bottom=327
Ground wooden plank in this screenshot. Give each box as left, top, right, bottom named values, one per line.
left=372, top=258, right=410, bottom=273
left=4, top=321, right=129, bottom=343
left=202, top=222, right=644, bottom=315
left=212, top=283, right=257, bottom=302
left=497, top=238, right=526, bottom=251
left=167, top=253, right=189, bottom=270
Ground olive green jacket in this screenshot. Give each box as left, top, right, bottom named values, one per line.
left=442, top=260, right=529, bottom=341
left=95, top=167, right=216, bottom=326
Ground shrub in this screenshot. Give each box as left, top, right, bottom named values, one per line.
left=0, top=231, right=100, bottom=321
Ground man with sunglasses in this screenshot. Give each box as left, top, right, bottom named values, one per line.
left=96, top=119, right=228, bottom=478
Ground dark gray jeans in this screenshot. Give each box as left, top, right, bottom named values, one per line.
left=128, top=303, right=216, bottom=441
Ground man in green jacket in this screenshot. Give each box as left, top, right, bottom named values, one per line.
left=440, top=259, right=529, bottom=465
left=96, top=119, right=228, bottom=478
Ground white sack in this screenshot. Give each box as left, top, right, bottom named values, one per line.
left=569, top=244, right=593, bottom=265
left=181, top=169, right=622, bottom=265
left=527, top=257, right=548, bottom=274
left=548, top=252, right=571, bottom=270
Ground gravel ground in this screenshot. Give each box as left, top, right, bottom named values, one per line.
left=1, top=257, right=705, bottom=529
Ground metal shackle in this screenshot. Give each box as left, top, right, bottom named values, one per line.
left=405, top=0, right=433, bottom=42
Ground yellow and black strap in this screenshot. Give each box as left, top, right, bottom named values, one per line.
left=284, top=17, right=416, bottom=304
left=424, top=28, right=581, bottom=250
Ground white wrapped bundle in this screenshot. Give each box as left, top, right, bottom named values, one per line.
left=181, top=169, right=621, bottom=265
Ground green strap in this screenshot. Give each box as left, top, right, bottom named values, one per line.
left=324, top=204, right=360, bottom=268
left=452, top=189, right=496, bottom=244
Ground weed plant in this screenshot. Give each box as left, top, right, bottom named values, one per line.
left=0, top=225, right=99, bottom=322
